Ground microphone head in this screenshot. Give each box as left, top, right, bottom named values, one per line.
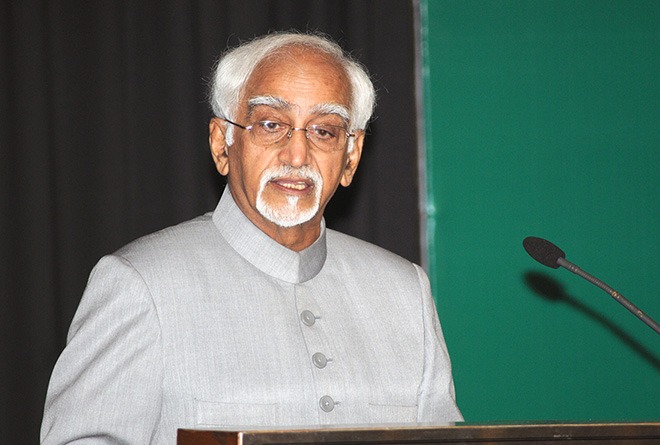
left=523, top=237, right=566, bottom=269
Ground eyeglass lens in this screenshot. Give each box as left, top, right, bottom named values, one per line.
left=250, top=121, right=348, bottom=151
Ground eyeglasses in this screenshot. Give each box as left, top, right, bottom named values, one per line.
left=224, top=119, right=355, bottom=152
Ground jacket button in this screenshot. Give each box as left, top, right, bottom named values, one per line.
left=312, top=352, right=328, bottom=368
left=300, top=310, right=316, bottom=326
left=319, top=395, right=335, bottom=412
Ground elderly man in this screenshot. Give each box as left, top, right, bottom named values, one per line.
left=41, top=32, right=462, bottom=444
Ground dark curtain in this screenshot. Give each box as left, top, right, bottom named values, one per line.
left=1, top=1, right=419, bottom=441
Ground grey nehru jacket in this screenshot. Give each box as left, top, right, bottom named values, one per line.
left=41, top=188, right=462, bottom=445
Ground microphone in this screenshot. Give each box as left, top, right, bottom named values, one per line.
left=523, top=237, right=660, bottom=336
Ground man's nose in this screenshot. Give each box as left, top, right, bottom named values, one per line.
left=278, top=128, right=311, bottom=167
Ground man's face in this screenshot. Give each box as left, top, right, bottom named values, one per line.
left=210, top=48, right=364, bottom=250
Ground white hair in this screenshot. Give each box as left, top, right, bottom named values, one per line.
left=209, top=32, right=376, bottom=149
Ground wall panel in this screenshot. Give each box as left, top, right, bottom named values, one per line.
left=422, top=0, right=660, bottom=421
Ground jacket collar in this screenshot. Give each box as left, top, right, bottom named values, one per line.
left=212, top=188, right=327, bottom=284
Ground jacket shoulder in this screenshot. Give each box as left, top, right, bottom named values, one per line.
left=325, top=228, right=419, bottom=273
left=113, top=212, right=217, bottom=263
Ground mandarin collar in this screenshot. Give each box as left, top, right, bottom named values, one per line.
left=212, top=188, right=327, bottom=284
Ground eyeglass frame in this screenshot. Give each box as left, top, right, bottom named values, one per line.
left=222, top=118, right=356, bottom=152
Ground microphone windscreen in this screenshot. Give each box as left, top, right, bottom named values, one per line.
left=523, top=237, right=565, bottom=269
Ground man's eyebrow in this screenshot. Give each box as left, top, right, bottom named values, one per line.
left=309, top=103, right=350, bottom=123
left=247, top=96, right=291, bottom=119
left=247, top=97, right=350, bottom=124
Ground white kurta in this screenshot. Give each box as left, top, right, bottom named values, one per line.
left=41, top=188, right=462, bottom=444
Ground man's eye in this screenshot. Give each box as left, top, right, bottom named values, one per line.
left=312, top=125, right=337, bottom=139
left=259, top=121, right=283, bottom=132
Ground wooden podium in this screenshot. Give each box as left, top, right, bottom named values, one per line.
left=178, top=422, right=660, bottom=444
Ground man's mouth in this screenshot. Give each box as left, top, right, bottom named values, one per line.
left=271, top=179, right=313, bottom=193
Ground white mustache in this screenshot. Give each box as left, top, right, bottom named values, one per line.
left=261, top=165, right=322, bottom=186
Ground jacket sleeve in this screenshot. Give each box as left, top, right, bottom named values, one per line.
left=413, top=264, right=464, bottom=423
left=41, top=254, right=163, bottom=444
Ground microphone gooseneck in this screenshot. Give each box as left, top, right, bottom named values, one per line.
left=523, top=236, right=660, bottom=336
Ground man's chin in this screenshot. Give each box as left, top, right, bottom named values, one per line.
left=256, top=203, right=320, bottom=228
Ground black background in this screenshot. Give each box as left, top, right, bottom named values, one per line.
left=1, top=1, right=419, bottom=441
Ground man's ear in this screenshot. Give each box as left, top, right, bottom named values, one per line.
left=209, top=118, right=230, bottom=176
left=340, top=130, right=365, bottom=187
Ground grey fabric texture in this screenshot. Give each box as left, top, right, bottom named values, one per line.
left=41, top=189, right=461, bottom=444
